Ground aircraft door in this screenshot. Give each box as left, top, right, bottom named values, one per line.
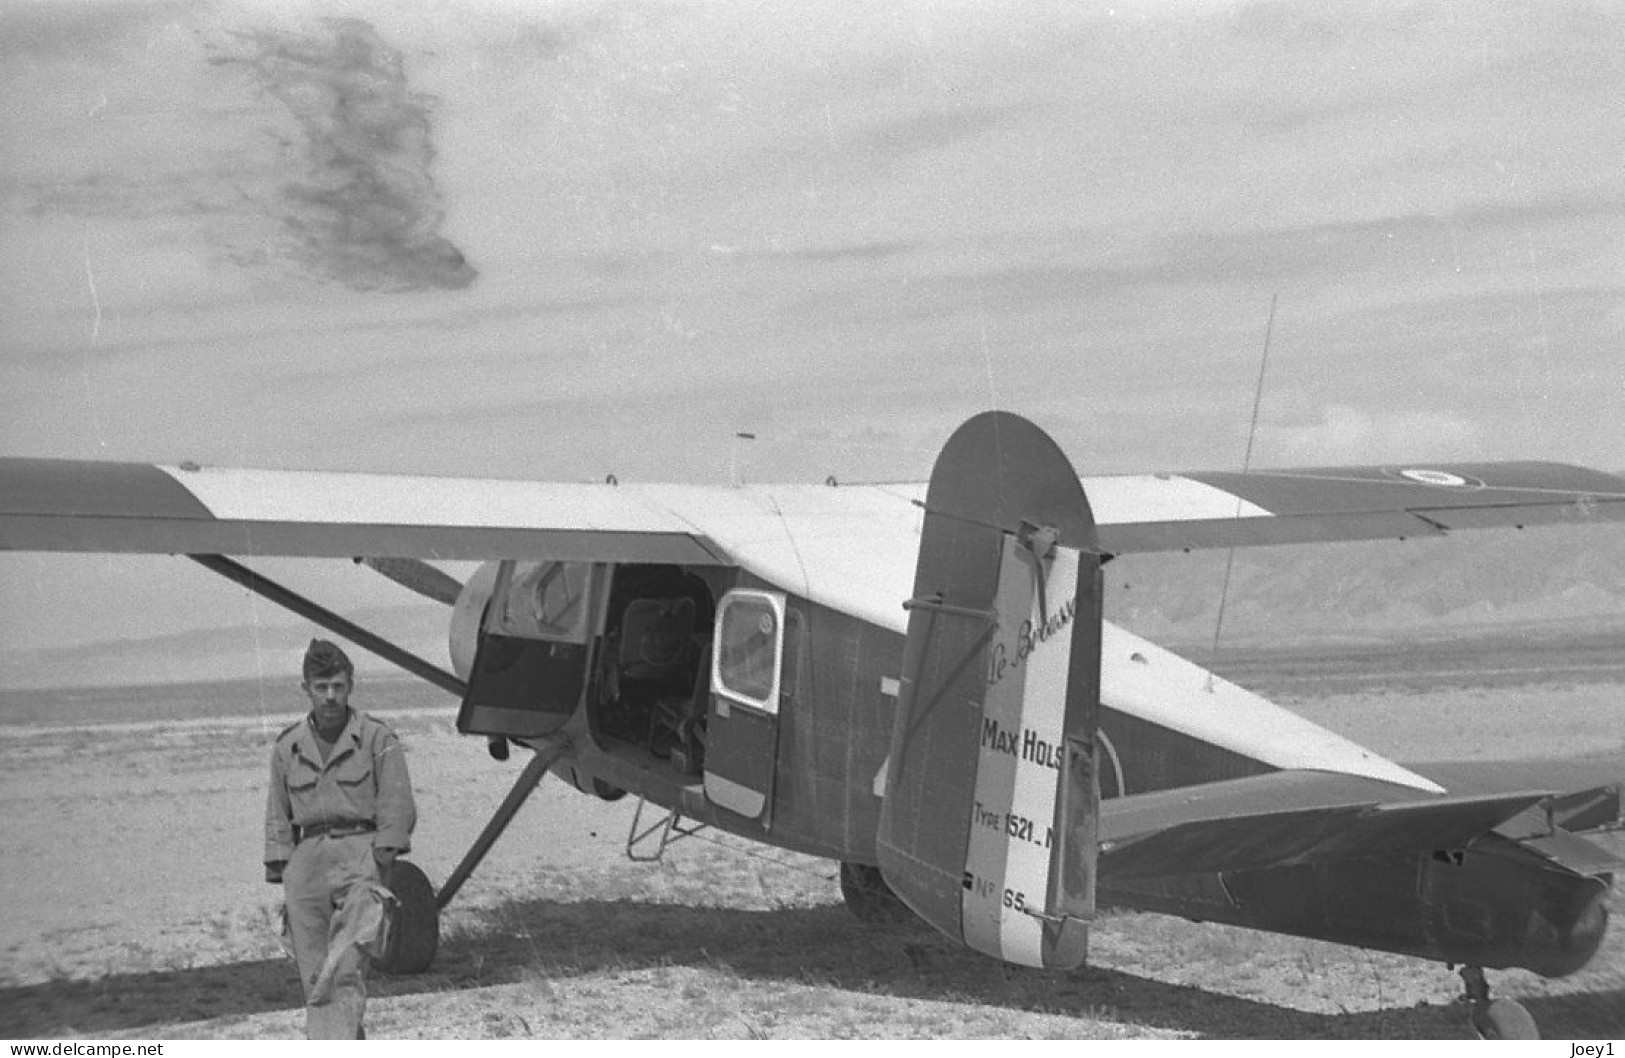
left=457, top=560, right=608, bottom=740
left=703, top=589, right=787, bottom=821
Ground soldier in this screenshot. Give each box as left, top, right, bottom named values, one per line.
left=264, top=639, right=417, bottom=1039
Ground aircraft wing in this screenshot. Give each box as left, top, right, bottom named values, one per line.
left=1098, top=764, right=1625, bottom=879
left=2, top=455, right=1624, bottom=628
left=0, top=457, right=735, bottom=564
left=1083, top=461, right=1625, bottom=554
left=5, top=455, right=1623, bottom=563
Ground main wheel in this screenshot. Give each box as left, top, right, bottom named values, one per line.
left=839, top=862, right=917, bottom=925
left=372, top=859, right=439, bottom=974
left=1473, top=998, right=1539, bottom=1040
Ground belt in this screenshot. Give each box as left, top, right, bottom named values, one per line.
left=297, top=820, right=376, bottom=843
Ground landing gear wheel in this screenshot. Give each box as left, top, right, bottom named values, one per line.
left=839, top=862, right=917, bottom=925
left=1476, top=998, right=1539, bottom=1040
left=372, top=859, right=439, bottom=974
left=1459, top=965, right=1539, bottom=1040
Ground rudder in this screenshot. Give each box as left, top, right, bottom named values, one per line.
left=876, top=411, right=1102, bottom=969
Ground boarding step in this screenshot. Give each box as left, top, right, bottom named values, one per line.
left=626, top=792, right=709, bottom=863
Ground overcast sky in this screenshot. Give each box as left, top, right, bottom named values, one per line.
left=2, top=0, right=1622, bottom=671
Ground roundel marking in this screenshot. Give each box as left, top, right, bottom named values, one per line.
left=1394, top=468, right=1483, bottom=489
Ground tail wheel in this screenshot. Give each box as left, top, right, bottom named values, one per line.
left=372, top=859, right=439, bottom=974
left=839, top=862, right=918, bottom=925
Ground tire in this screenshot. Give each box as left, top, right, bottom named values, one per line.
left=1477, top=998, right=1539, bottom=1040
left=371, top=859, right=439, bottom=974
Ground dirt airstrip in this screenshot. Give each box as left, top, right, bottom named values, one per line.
left=0, top=673, right=1621, bottom=1039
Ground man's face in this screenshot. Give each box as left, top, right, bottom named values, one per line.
left=303, top=672, right=353, bottom=730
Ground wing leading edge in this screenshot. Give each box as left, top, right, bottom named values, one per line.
left=3, top=455, right=1624, bottom=568
left=0, top=457, right=731, bottom=564
left=1089, top=461, right=1625, bottom=554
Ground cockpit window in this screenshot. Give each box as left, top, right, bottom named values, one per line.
left=494, top=561, right=591, bottom=642
left=713, top=591, right=784, bottom=712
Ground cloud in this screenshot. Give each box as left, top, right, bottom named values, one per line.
left=0, top=0, right=198, bottom=61
left=1123, top=194, right=1625, bottom=287
left=1224, top=0, right=1430, bottom=49
left=853, top=101, right=1041, bottom=163
left=468, top=0, right=671, bottom=63
left=1259, top=404, right=1486, bottom=465
left=11, top=13, right=477, bottom=295
left=212, top=17, right=477, bottom=292
left=28, top=166, right=255, bottom=222
left=772, top=240, right=916, bottom=264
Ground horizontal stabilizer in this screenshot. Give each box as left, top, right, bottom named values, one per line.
left=1492, top=802, right=1625, bottom=874
left=1510, top=827, right=1625, bottom=876
left=1099, top=771, right=1551, bottom=878
left=1417, top=758, right=1624, bottom=835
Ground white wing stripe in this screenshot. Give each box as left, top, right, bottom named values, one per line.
left=157, top=466, right=692, bottom=531
left=1080, top=475, right=1273, bottom=523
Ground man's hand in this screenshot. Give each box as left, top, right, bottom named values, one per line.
left=373, top=846, right=399, bottom=884
left=264, top=860, right=286, bottom=884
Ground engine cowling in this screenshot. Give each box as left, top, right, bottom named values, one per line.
left=448, top=561, right=501, bottom=682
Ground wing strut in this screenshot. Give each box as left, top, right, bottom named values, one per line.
left=187, top=554, right=466, bottom=698
left=435, top=741, right=566, bottom=909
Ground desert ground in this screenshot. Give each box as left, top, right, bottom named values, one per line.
left=1, top=644, right=1622, bottom=1040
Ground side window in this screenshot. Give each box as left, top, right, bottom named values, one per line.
left=713, top=590, right=785, bottom=712
left=491, top=561, right=591, bottom=642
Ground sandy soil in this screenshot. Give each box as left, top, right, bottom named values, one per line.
left=1, top=683, right=1621, bottom=1039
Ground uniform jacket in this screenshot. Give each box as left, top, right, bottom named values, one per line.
left=264, top=709, right=416, bottom=864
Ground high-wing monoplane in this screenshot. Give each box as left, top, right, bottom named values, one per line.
left=3, top=411, right=1623, bottom=1038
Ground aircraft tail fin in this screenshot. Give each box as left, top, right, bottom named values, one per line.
left=876, top=412, right=1102, bottom=970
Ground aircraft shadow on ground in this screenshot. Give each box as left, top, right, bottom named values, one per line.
left=2, top=897, right=1620, bottom=1039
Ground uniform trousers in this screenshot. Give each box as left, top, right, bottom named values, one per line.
left=283, top=831, right=389, bottom=1039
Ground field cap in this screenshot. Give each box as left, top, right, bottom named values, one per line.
left=303, top=638, right=354, bottom=681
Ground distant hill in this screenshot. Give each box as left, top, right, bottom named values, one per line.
left=0, top=603, right=452, bottom=690
left=4, top=522, right=1625, bottom=689
left=1107, top=521, right=1625, bottom=648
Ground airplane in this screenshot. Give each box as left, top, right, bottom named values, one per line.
left=3, top=409, right=1623, bottom=1039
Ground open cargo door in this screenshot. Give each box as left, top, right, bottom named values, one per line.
left=457, top=560, right=608, bottom=740
left=877, top=411, right=1103, bottom=970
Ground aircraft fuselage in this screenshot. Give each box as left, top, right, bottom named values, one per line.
left=458, top=559, right=1612, bottom=980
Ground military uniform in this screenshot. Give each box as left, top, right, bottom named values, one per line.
left=265, top=646, right=416, bottom=1040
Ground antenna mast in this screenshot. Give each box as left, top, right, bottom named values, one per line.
left=1206, top=293, right=1278, bottom=690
